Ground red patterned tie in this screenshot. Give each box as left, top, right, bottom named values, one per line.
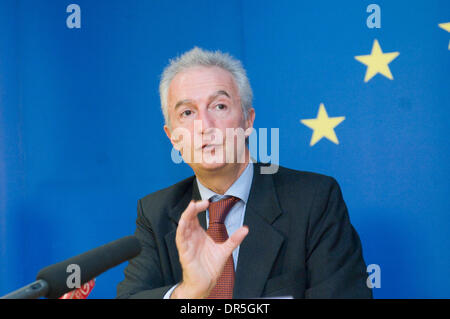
left=206, top=196, right=240, bottom=299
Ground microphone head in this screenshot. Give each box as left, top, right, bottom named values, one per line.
left=37, top=235, right=141, bottom=299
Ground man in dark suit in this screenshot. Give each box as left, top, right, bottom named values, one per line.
left=116, top=47, right=372, bottom=299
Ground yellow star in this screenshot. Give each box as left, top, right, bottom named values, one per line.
left=438, top=22, right=450, bottom=50
left=300, top=103, right=345, bottom=146
left=355, top=39, right=400, bottom=82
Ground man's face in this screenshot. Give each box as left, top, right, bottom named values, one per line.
left=164, top=66, right=255, bottom=172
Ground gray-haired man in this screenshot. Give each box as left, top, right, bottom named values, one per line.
left=117, top=47, right=371, bottom=299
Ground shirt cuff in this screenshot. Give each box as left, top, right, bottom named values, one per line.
left=163, top=283, right=179, bottom=299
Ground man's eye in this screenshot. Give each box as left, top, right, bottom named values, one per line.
left=215, top=104, right=226, bottom=110
left=181, top=110, right=193, bottom=117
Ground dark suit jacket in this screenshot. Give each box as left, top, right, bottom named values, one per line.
left=116, top=163, right=372, bottom=298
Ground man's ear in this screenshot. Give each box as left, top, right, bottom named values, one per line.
left=164, top=124, right=185, bottom=152
left=244, top=107, right=255, bottom=135
left=164, top=124, right=174, bottom=146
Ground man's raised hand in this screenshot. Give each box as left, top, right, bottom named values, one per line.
left=171, top=200, right=249, bottom=299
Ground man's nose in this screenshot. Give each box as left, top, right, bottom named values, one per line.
left=197, top=108, right=215, bottom=134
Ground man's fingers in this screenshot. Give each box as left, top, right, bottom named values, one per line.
left=183, top=200, right=209, bottom=220
left=223, top=226, right=249, bottom=255
left=179, top=200, right=209, bottom=225
left=177, top=200, right=209, bottom=240
left=192, top=200, right=209, bottom=217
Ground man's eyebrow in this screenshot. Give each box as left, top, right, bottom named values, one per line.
left=174, top=99, right=194, bottom=110
left=208, top=90, right=231, bottom=103
left=173, top=90, right=231, bottom=110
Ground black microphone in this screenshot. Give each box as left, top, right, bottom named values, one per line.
left=1, top=235, right=141, bottom=299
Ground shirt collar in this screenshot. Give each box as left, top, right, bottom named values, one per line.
left=196, top=162, right=254, bottom=204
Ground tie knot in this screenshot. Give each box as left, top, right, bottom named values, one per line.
left=208, top=196, right=240, bottom=224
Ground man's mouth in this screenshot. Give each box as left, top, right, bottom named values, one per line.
left=201, top=142, right=222, bottom=150
left=202, top=143, right=215, bottom=150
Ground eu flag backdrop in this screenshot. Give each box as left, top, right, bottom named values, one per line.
left=0, top=0, right=449, bottom=298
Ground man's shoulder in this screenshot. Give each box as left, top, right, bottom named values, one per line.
left=263, top=164, right=343, bottom=208
left=138, top=175, right=195, bottom=211
left=271, top=164, right=338, bottom=190
left=269, top=165, right=345, bottom=221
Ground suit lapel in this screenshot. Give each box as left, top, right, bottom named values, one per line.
left=164, top=177, right=207, bottom=283
left=233, top=163, right=284, bottom=298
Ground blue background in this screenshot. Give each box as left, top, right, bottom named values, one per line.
left=1, top=0, right=449, bottom=298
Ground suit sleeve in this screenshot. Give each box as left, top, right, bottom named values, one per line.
left=116, top=199, right=173, bottom=299
left=305, top=177, right=372, bottom=298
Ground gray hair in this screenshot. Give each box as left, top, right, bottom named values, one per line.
left=159, top=47, right=253, bottom=127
